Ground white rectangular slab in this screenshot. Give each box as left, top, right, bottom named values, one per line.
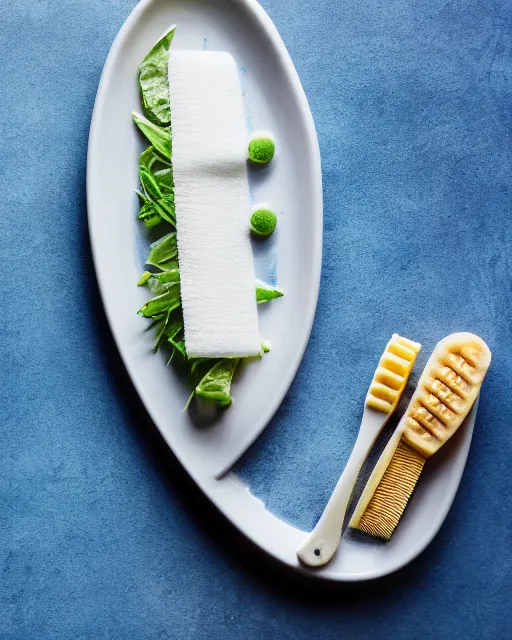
left=168, top=50, right=260, bottom=358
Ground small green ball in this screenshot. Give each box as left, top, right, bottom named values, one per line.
left=250, top=208, right=277, bottom=238
left=248, top=136, right=275, bottom=164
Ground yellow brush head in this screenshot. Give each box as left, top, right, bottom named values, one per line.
left=351, top=332, right=491, bottom=540
left=366, top=334, right=421, bottom=414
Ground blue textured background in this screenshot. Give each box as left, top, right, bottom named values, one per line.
left=1, top=0, right=511, bottom=638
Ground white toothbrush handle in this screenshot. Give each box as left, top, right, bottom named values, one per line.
left=296, top=434, right=371, bottom=567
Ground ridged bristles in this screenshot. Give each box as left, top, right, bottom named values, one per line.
left=355, top=440, right=426, bottom=540
left=402, top=337, right=491, bottom=456
left=366, top=334, right=421, bottom=414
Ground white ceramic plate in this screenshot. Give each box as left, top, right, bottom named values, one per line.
left=87, top=0, right=476, bottom=581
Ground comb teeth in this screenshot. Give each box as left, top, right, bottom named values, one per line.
left=366, top=334, right=421, bottom=414
left=355, top=440, right=425, bottom=540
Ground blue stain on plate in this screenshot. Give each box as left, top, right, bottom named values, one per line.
left=265, top=249, right=278, bottom=286
left=135, top=232, right=151, bottom=271
left=201, top=37, right=207, bottom=50
left=239, top=66, right=253, bottom=132
left=251, top=233, right=278, bottom=286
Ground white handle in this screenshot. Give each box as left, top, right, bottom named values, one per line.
left=296, top=435, right=370, bottom=567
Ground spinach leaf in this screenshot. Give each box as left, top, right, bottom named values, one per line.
left=145, top=270, right=180, bottom=295
left=194, top=359, right=240, bottom=408
left=138, top=269, right=179, bottom=294
left=139, top=166, right=163, bottom=201
left=164, top=314, right=184, bottom=342
left=138, top=26, right=175, bottom=126
left=255, top=280, right=284, bottom=303
left=137, top=271, right=152, bottom=286
left=152, top=199, right=176, bottom=226
left=137, top=284, right=181, bottom=317
left=152, top=309, right=172, bottom=353
left=146, top=232, right=178, bottom=269
left=167, top=318, right=186, bottom=359
left=143, top=216, right=162, bottom=229
left=171, top=337, right=187, bottom=359
left=133, top=112, right=171, bottom=159
left=139, top=146, right=172, bottom=169
left=137, top=198, right=175, bottom=228
left=137, top=202, right=162, bottom=229
left=137, top=166, right=175, bottom=227
left=150, top=309, right=184, bottom=355
left=153, top=167, right=174, bottom=192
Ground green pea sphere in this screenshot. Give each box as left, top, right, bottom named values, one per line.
left=248, top=136, right=275, bottom=164
left=250, top=208, right=277, bottom=238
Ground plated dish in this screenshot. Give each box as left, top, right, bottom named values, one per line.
left=87, top=0, right=490, bottom=581
left=133, top=28, right=284, bottom=410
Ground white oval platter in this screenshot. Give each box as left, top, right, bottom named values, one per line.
left=87, top=0, right=476, bottom=581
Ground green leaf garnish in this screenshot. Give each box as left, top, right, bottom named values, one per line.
left=154, top=307, right=184, bottom=355
left=166, top=313, right=187, bottom=359
left=255, top=280, right=284, bottom=303
left=137, top=200, right=175, bottom=228
left=194, top=359, right=240, bottom=408
left=137, top=166, right=175, bottom=227
left=152, top=310, right=172, bottom=352
left=164, top=315, right=184, bottom=342
left=137, top=284, right=181, bottom=317
left=132, top=112, right=171, bottom=159
left=138, top=271, right=152, bottom=286
left=138, top=26, right=175, bottom=126
left=153, top=167, right=174, bottom=193
left=139, top=166, right=163, bottom=200
left=139, top=146, right=172, bottom=169
left=137, top=203, right=163, bottom=229
left=152, top=199, right=176, bottom=226
left=171, top=338, right=187, bottom=359
left=145, top=270, right=180, bottom=295
left=146, top=232, right=178, bottom=269
left=144, top=215, right=163, bottom=229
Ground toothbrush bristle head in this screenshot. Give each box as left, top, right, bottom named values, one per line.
left=366, top=334, right=421, bottom=414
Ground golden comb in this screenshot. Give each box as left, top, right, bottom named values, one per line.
left=349, top=332, right=491, bottom=540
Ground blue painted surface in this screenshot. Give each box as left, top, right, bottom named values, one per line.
left=1, top=0, right=511, bottom=638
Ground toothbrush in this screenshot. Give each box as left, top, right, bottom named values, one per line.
left=349, top=332, right=491, bottom=540
left=297, top=334, right=421, bottom=567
